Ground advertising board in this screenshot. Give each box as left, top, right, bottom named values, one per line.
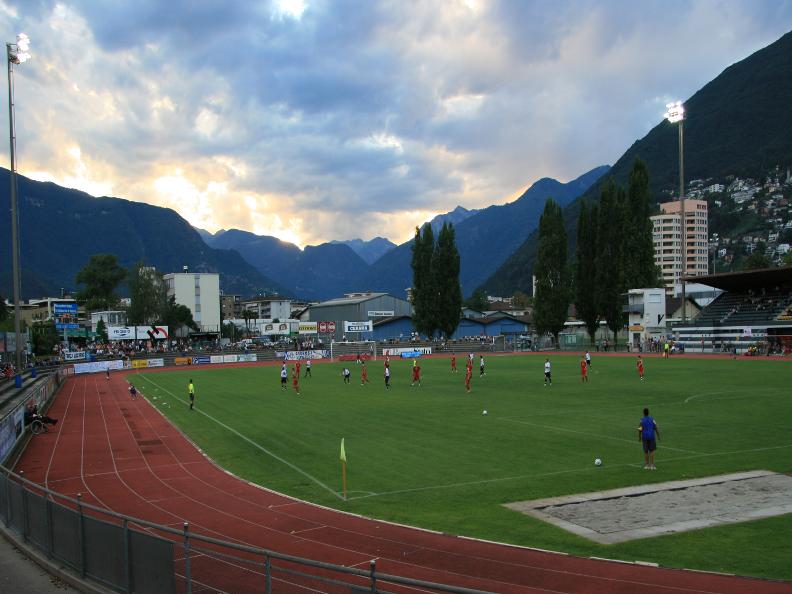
left=298, top=322, right=318, bottom=334
left=343, top=321, right=373, bottom=333
left=317, top=321, right=336, bottom=334
left=276, top=350, right=330, bottom=361
left=382, top=346, right=432, bottom=356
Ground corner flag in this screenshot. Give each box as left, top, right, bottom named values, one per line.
left=340, top=438, right=347, bottom=500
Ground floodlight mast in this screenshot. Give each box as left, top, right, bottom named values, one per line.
left=6, top=34, right=30, bottom=383
left=665, top=100, right=687, bottom=324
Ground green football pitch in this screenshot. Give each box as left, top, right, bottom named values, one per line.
left=129, top=354, right=792, bottom=579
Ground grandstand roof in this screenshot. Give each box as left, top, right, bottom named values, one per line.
left=311, top=292, right=389, bottom=307
left=685, top=267, right=792, bottom=292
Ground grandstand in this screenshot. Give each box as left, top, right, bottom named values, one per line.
left=677, top=266, right=792, bottom=353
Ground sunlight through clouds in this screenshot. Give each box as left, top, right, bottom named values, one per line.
left=3, top=1, right=791, bottom=248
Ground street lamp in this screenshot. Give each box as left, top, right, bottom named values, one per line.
left=665, top=100, right=686, bottom=323
left=7, top=33, right=30, bottom=385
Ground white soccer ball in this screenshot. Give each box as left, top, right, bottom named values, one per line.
left=482, top=410, right=488, bottom=416
left=594, top=458, right=602, bottom=466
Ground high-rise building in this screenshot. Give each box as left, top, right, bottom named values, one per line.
left=651, top=199, right=709, bottom=290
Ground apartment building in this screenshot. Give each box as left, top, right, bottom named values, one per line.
left=651, top=199, right=709, bottom=290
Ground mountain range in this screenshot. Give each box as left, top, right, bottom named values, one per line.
left=197, top=166, right=607, bottom=300
left=482, top=29, right=792, bottom=296
left=0, top=171, right=287, bottom=299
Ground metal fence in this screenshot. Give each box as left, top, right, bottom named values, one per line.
left=0, top=467, right=494, bottom=594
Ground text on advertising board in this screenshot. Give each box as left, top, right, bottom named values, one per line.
left=367, top=310, right=394, bottom=317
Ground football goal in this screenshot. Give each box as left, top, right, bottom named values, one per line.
left=330, top=340, right=377, bottom=362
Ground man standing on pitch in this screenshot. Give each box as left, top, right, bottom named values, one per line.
left=543, top=358, right=552, bottom=387
left=451, top=354, right=457, bottom=373
left=479, top=355, right=485, bottom=377
left=637, top=407, right=660, bottom=469
left=304, top=359, right=312, bottom=378
left=188, top=379, right=195, bottom=410
left=580, top=356, right=588, bottom=383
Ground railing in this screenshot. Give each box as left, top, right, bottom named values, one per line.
left=0, top=466, right=494, bottom=594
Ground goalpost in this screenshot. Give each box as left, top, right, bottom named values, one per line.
left=330, top=340, right=377, bottom=362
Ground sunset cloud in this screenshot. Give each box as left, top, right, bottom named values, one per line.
left=2, top=1, right=791, bottom=246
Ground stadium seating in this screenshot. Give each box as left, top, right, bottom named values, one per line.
left=694, top=289, right=792, bottom=325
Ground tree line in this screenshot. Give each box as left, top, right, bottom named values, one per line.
left=533, top=159, right=661, bottom=346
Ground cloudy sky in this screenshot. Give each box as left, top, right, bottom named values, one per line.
left=3, top=1, right=792, bottom=247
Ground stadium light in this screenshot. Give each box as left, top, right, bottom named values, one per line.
left=6, top=34, right=31, bottom=384
left=665, top=100, right=687, bottom=324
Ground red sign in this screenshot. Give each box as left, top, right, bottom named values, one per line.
left=318, top=321, right=337, bottom=334
left=327, top=321, right=336, bottom=333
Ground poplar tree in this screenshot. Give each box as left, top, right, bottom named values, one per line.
left=410, top=224, right=436, bottom=338
left=575, top=200, right=600, bottom=344
left=595, top=181, right=627, bottom=345
left=533, top=199, right=569, bottom=346
left=433, top=222, right=463, bottom=338
left=625, top=159, right=661, bottom=288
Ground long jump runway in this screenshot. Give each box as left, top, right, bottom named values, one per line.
left=14, top=373, right=792, bottom=594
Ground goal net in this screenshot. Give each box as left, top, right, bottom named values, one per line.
left=330, top=341, right=377, bottom=362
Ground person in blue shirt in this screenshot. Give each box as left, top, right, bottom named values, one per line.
left=637, top=408, right=660, bottom=469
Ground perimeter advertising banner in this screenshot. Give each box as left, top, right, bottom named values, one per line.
left=344, top=321, right=373, bottom=333
left=298, top=322, right=318, bottom=335
left=382, top=346, right=432, bottom=356
left=73, top=360, right=125, bottom=374
left=276, top=350, right=330, bottom=361
left=63, top=351, right=87, bottom=361
left=261, top=322, right=291, bottom=336
left=107, top=326, right=169, bottom=341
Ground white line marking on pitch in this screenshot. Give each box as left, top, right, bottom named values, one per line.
left=139, top=375, right=344, bottom=500
left=498, top=417, right=704, bottom=455
left=347, top=443, right=792, bottom=501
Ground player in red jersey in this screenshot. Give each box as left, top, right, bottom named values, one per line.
left=295, top=361, right=301, bottom=377
left=464, top=365, right=472, bottom=393
left=451, top=354, right=457, bottom=373
left=291, top=366, right=301, bottom=395
left=580, top=356, right=588, bottom=383
left=636, top=355, right=645, bottom=380
left=411, top=364, right=422, bottom=387
left=361, top=362, right=370, bottom=385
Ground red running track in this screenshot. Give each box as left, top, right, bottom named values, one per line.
left=14, top=372, right=792, bottom=594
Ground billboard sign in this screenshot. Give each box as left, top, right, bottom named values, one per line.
left=367, top=310, right=394, bottom=317
left=262, top=322, right=290, bottom=336
left=298, top=322, right=318, bottom=335
left=54, top=302, right=80, bottom=330
left=107, top=326, right=169, bottom=340
left=53, top=303, right=78, bottom=315
left=344, top=321, right=373, bottom=333
left=317, top=321, right=336, bottom=334
left=108, top=326, right=136, bottom=340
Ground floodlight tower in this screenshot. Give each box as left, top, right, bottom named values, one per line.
left=7, top=33, right=30, bottom=384
left=665, top=100, right=687, bottom=323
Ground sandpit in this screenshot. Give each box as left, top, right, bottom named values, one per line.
left=505, top=470, right=792, bottom=544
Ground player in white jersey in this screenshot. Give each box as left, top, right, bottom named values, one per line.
left=544, top=358, right=552, bottom=386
